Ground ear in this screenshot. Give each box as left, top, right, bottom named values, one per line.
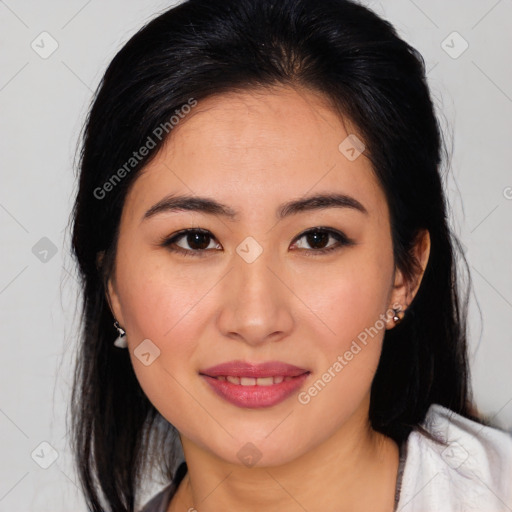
left=386, top=229, right=431, bottom=329
left=106, top=277, right=125, bottom=326
left=97, top=250, right=125, bottom=326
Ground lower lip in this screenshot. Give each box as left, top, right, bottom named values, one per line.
left=200, top=373, right=310, bottom=409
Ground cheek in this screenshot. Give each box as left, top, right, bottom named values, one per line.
left=293, top=268, right=390, bottom=434
left=116, top=263, right=210, bottom=429
left=287, top=243, right=394, bottom=419
left=292, top=243, right=393, bottom=351
left=115, top=242, right=208, bottom=339
left=114, top=249, right=210, bottom=402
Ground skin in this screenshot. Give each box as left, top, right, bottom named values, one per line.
left=106, top=85, right=430, bottom=512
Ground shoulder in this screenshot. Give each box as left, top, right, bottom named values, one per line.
left=397, top=403, right=512, bottom=511
left=139, top=482, right=176, bottom=512
left=139, top=461, right=187, bottom=512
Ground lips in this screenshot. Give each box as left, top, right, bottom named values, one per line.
left=200, top=360, right=309, bottom=378
left=199, top=360, right=311, bottom=408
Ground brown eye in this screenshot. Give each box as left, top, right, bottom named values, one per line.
left=291, top=227, right=354, bottom=255
left=304, top=230, right=330, bottom=250
left=160, top=229, right=220, bottom=257
left=179, top=231, right=213, bottom=250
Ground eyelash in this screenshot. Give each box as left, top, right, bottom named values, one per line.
left=158, top=227, right=355, bottom=258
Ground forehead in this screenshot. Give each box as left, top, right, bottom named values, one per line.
left=124, top=86, right=387, bottom=223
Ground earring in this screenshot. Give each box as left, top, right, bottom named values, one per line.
left=392, top=307, right=403, bottom=325
left=113, top=320, right=128, bottom=348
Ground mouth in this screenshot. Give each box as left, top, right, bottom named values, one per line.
left=206, top=375, right=302, bottom=386
left=199, top=360, right=311, bottom=408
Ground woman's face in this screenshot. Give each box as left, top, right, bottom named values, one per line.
left=107, top=86, right=415, bottom=466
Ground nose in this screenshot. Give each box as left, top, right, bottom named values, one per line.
left=216, top=247, right=295, bottom=347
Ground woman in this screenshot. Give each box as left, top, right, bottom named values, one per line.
left=69, top=0, right=512, bottom=511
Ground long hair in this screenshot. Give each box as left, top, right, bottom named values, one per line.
left=69, top=0, right=481, bottom=510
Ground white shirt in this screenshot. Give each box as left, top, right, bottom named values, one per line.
left=396, top=403, right=512, bottom=511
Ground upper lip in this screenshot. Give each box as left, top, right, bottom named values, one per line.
left=200, top=360, right=310, bottom=378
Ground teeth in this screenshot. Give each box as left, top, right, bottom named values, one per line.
left=255, top=377, right=274, bottom=386
left=215, top=375, right=294, bottom=385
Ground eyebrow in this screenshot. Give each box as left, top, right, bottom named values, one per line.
left=141, top=192, right=368, bottom=223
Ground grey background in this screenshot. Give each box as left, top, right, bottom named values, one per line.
left=0, top=0, right=511, bottom=510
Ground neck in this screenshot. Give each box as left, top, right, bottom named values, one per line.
left=170, top=405, right=400, bottom=512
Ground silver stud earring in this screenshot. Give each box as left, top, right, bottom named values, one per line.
left=392, top=307, right=403, bottom=325
left=113, top=320, right=128, bottom=348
